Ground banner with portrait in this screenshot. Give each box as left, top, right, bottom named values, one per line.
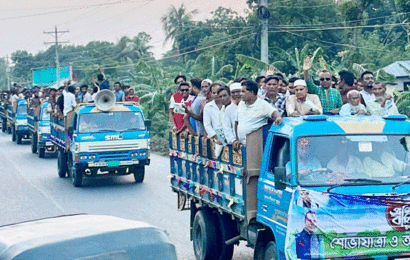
left=285, top=189, right=410, bottom=259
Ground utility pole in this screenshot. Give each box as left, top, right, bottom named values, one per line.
left=258, top=0, right=270, bottom=64
left=6, top=55, right=10, bottom=90
left=44, top=26, right=69, bottom=88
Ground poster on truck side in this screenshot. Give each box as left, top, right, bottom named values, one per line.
left=285, top=189, right=410, bottom=259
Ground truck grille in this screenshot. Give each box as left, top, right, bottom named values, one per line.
left=98, top=152, right=129, bottom=160
left=81, top=140, right=147, bottom=153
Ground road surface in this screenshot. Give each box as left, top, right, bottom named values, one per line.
left=0, top=132, right=253, bottom=259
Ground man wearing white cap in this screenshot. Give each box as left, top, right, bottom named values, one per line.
left=223, top=82, right=242, bottom=144
left=286, top=79, right=323, bottom=116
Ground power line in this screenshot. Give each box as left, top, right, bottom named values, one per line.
left=71, top=32, right=256, bottom=70
left=0, top=0, right=149, bottom=12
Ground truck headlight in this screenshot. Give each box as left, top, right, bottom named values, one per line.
left=89, top=155, right=96, bottom=159
left=80, top=156, right=88, bottom=160
left=139, top=152, right=147, bottom=156
left=131, top=153, right=138, bottom=157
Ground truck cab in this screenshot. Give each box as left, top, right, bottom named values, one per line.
left=28, top=102, right=55, bottom=158
left=9, top=99, right=30, bottom=144
left=51, top=98, right=151, bottom=187
left=171, top=115, right=410, bottom=260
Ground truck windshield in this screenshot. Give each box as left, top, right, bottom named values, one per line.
left=40, top=108, right=50, bottom=121
left=17, top=104, right=27, bottom=115
left=78, top=111, right=145, bottom=133
left=296, top=135, right=410, bottom=186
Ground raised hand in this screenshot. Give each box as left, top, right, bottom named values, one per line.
left=303, top=57, right=312, bottom=71
left=266, top=65, right=276, bottom=76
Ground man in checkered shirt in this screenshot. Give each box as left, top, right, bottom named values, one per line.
left=303, top=57, right=343, bottom=115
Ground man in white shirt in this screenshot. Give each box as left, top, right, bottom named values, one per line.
left=79, top=85, right=93, bottom=103
left=233, top=80, right=283, bottom=146
left=63, top=85, right=77, bottom=116
left=203, top=83, right=224, bottom=142
left=360, top=71, right=375, bottom=105
left=223, top=83, right=242, bottom=144
left=339, top=90, right=367, bottom=116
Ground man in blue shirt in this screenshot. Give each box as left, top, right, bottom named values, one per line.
left=113, top=82, right=125, bottom=102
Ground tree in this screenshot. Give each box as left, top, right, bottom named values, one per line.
left=161, top=4, right=199, bottom=62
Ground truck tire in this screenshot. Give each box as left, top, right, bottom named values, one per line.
left=57, top=149, right=68, bottom=178
left=39, top=147, right=46, bottom=158
left=216, top=213, right=237, bottom=260
left=12, top=127, right=16, bottom=142
left=7, top=126, right=11, bottom=134
left=16, top=133, right=22, bottom=144
left=193, top=210, right=219, bottom=260
left=133, top=166, right=145, bottom=183
left=254, top=235, right=277, bottom=260
left=71, top=163, right=83, bottom=187
left=31, top=133, right=37, bottom=153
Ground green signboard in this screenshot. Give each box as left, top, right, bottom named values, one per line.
left=32, top=66, right=71, bottom=86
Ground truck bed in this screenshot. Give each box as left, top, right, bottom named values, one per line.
left=170, top=126, right=269, bottom=222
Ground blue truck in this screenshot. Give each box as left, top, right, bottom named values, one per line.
left=8, top=99, right=30, bottom=144
left=28, top=102, right=56, bottom=158
left=170, top=115, right=410, bottom=260
left=51, top=90, right=151, bottom=187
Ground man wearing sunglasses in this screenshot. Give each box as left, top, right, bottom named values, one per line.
left=303, top=57, right=343, bottom=115
left=169, top=82, right=194, bottom=133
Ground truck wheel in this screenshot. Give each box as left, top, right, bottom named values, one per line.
left=216, top=214, right=237, bottom=260
left=71, top=163, right=83, bottom=187
left=57, top=149, right=68, bottom=178
left=12, top=127, right=16, bottom=142
left=39, top=147, right=46, bottom=158
left=193, top=210, right=219, bottom=260
left=254, top=236, right=277, bottom=260
left=16, top=133, right=22, bottom=144
left=7, top=126, right=11, bottom=134
left=31, top=133, right=37, bottom=153
left=133, top=166, right=145, bottom=183
left=2, top=120, right=6, bottom=132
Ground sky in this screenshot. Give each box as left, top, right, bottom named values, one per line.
left=0, top=0, right=250, bottom=64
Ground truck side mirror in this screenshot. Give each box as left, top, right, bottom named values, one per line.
left=68, top=126, right=74, bottom=134
left=274, top=166, right=287, bottom=190
left=145, top=120, right=151, bottom=130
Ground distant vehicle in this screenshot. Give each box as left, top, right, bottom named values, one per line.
left=8, top=99, right=30, bottom=144
left=0, top=214, right=177, bottom=260
left=171, top=115, right=410, bottom=260
left=0, top=100, right=8, bottom=132
left=28, top=101, right=56, bottom=158
left=51, top=90, right=151, bottom=187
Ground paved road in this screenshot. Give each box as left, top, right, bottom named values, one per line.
left=0, top=132, right=253, bottom=260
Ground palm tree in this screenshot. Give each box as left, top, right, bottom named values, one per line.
left=161, top=4, right=198, bottom=59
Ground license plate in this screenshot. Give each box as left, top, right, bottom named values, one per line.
left=107, top=161, right=120, bottom=167
left=120, top=160, right=135, bottom=166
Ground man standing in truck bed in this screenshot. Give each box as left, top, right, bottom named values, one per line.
left=233, top=80, right=282, bottom=146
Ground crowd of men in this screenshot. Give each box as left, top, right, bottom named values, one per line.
left=0, top=69, right=141, bottom=118
left=168, top=57, right=400, bottom=147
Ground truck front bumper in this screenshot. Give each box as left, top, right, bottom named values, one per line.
left=85, top=159, right=150, bottom=168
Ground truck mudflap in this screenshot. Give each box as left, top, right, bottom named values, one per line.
left=169, top=132, right=248, bottom=220
left=284, top=189, right=410, bottom=260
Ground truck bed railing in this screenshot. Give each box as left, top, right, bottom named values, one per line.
left=169, top=126, right=268, bottom=223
